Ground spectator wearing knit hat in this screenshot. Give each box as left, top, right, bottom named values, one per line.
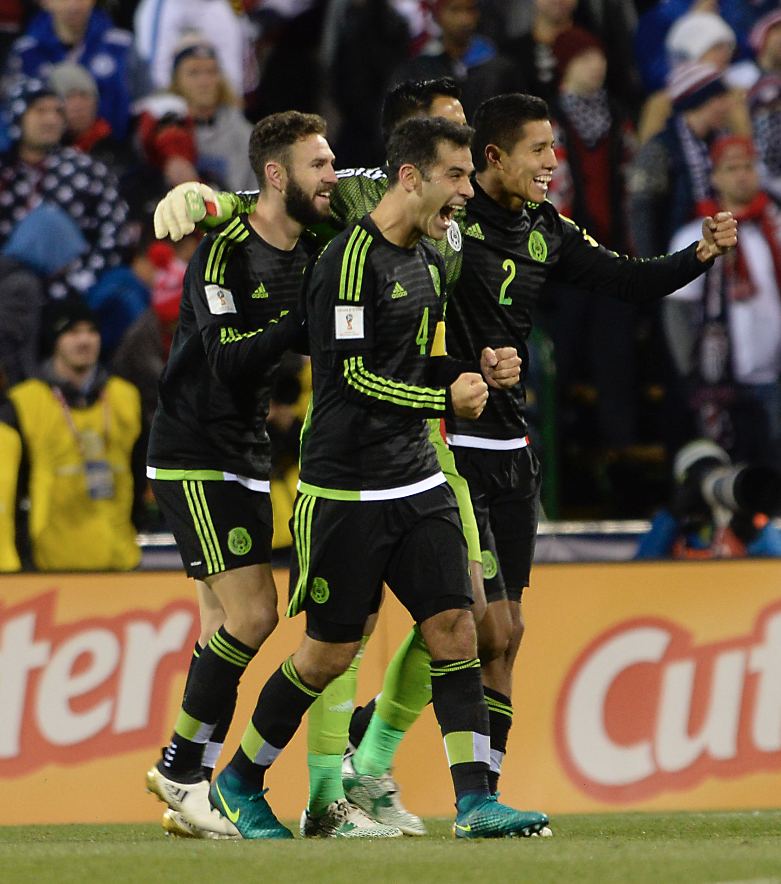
left=168, top=33, right=255, bottom=191
left=0, top=203, right=88, bottom=387
left=637, top=10, right=753, bottom=146
left=542, top=25, right=640, bottom=451
left=134, top=32, right=255, bottom=192
left=665, top=135, right=781, bottom=466
left=0, top=77, right=130, bottom=300
left=47, top=60, right=137, bottom=184
left=747, top=10, right=781, bottom=202
left=629, top=62, right=733, bottom=259
left=8, top=296, right=143, bottom=571
left=633, top=0, right=770, bottom=96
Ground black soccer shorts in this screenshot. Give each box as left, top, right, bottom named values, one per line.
left=452, top=445, right=541, bottom=603
left=151, top=477, right=274, bottom=580
left=287, top=482, right=473, bottom=642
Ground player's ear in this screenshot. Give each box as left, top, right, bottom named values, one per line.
left=485, top=144, right=503, bottom=170
left=265, top=161, right=286, bottom=194
left=398, top=163, right=420, bottom=193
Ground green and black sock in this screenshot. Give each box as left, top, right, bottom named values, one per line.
left=161, top=628, right=255, bottom=780
left=430, top=658, right=490, bottom=807
left=484, top=686, right=513, bottom=794
left=228, top=657, right=321, bottom=789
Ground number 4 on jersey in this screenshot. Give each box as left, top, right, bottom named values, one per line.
left=416, top=307, right=430, bottom=354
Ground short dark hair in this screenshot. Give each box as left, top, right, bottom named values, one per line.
left=472, top=94, right=549, bottom=172
left=381, top=78, right=462, bottom=146
left=385, top=116, right=473, bottom=183
left=249, top=111, right=327, bottom=190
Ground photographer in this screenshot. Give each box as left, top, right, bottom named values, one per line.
left=636, top=439, right=781, bottom=559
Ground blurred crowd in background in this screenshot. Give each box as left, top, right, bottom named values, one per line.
left=4, top=0, right=781, bottom=571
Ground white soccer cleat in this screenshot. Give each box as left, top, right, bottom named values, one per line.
left=342, top=754, right=426, bottom=836
left=299, top=798, right=403, bottom=838
left=146, top=765, right=240, bottom=838
left=161, top=808, right=240, bottom=840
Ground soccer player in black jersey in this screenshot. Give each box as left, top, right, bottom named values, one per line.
left=443, top=92, right=738, bottom=796
left=144, top=111, right=337, bottom=839
left=207, top=117, right=549, bottom=839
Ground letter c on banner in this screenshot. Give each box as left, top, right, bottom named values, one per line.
left=561, top=624, right=672, bottom=787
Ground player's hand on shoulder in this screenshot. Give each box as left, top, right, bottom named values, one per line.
left=451, top=372, right=488, bottom=419
left=696, top=211, right=738, bottom=262
left=480, top=346, right=522, bottom=389
left=154, top=182, right=222, bottom=241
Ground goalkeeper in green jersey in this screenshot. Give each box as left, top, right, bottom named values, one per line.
left=153, top=79, right=540, bottom=836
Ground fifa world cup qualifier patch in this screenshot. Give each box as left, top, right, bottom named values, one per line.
left=205, top=284, right=237, bottom=314
left=335, top=305, right=364, bottom=339
left=228, top=527, right=252, bottom=555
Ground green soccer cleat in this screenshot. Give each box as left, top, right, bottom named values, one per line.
left=209, top=769, right=294, bottom=839
left=342, top=753, right=426, bottom=836
left=300, top=798, right=403, bottom=838
left=452, top=795, right=550, bottom=839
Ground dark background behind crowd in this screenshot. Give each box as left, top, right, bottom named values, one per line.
left=4, top=0, right=781, bottom=571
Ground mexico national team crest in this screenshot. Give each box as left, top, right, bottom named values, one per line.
left=528, top=230, right=547, bottom=262
left=311, top=577, right=330, bottom=604
left=447, top=223, right=462, bottom=252
left=481, top=550, right=498, bottom=580
left=228, top=527, right=252, bottom=555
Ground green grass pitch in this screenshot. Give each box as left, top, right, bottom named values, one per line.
left=2, top=812, right=780, bottom=884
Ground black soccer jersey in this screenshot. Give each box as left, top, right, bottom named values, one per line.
left=329, top=167, right=465, bottom=292
left=445, top=181, right=710, bottom=443
left=299, top=215, right=471, bottom=497
left=147, top=215, right=310, bottom=481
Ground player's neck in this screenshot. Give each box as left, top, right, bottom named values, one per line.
left=475, top=170, right=526, bottom=213
left=370, top=191, right=423, bottom=249
left=248, top=197, right=303, bottom=251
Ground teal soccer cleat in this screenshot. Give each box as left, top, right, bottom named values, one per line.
left=209, top=769, right=294, bottom=839
left=453, top=795, right=549, bottom=839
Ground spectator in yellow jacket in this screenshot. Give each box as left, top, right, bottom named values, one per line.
left=0, top=367, right=22, bottom=573
left=9, top=298, right=143, bottom=571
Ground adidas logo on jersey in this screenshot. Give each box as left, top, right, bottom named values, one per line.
left=391, top=282, right=408, bottom=299
left=465, top=223, right=485, bottom=240
left=252, top=282, right=269, bottom=299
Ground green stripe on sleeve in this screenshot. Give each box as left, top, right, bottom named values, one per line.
left=344, top=357, right=446, bottom=410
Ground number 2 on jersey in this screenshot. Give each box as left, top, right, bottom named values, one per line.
left=499, top=259, right=516, bottom=305
left=416, top=307, right=430, bottom=354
